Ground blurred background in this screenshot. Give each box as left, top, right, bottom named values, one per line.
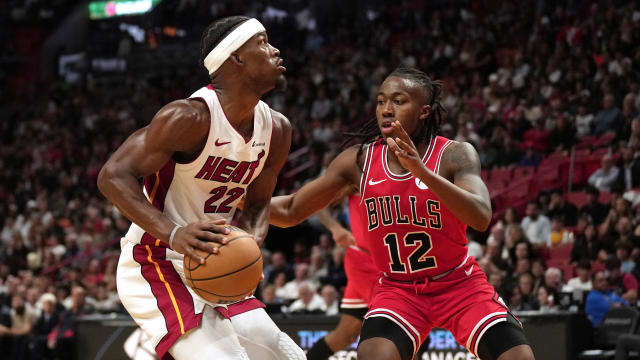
left=1, top=0, right=640, bottom=359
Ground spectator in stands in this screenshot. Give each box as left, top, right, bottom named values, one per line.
left=260, top=284, right=285, bottom=308
left=586, top=271, right=629, bottom=327
left=266, top=251, right=293, bottom=284
left=308, top=247, right=327, bottom=289
left=521, top=119, right=549, bottom=154
left=548, top=216, right=574, bottom=248
left=605, top=256, right=638, bottom=304
left=288, top=282, right=326, bottom=314
left=515, top=273, right=537, bottom=311
left=575, top=104, right=594, bottom=137
left=488, top=271, right=506, bottom=298
left=48, top=285, right=90, bottom=360
left=92, top=282, right=118, bottom=313
left=511, top=240, right=534, bottom=268
left=292, top=240, right=310, bottom=265
left=593, top=93, right=623, bottom=136
left=588, top=153, right=620, bottom=192
left=503, top=223, right=525, bottom=262
left=521, top=201, right=551, bottom=247
left=480, top=235, right=509, bottom=275
left=615, top=241, right=636, bottom=274
left=544, top=267, right=565, bottom=294
left=580, top=186, right=608, bottom=225
left=547, top=188, right=578, bottom=226
left=536, top=285, right=559, bottom=313
left=563, top=259, right=592, bottom=292
left=503, top=207, right=520, bottom=227
left=29, top=293, right=58, bottom=360
left=321, top=247, right=346, bottom=291
left=273, top=272, right=289, bottom=301
left=280, top=263, right=314, bottom=300
left=615, top=146, right=640, bottom=191
left=519, top=146, right=543, bottom=167
left=0, top=294, right=37, bottom=360
left=548, top=114, right=576, bottom=153
left=320, top=284, right=339, bottom=316
left=530, top=258, right=546, bottom=296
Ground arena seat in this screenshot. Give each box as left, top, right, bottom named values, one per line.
left=549, top=243, right=573, bottom=264
left=593, top=133, right=616, bottom=148
left=567, top=192, right=589, bottom=208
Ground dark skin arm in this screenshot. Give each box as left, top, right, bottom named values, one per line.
left=387, top=120, right=492, bottom=231
left=236, top=110, right=292, bottom=245
left=97, top=99, right=230, bottom=263
left=316, top=208, right=356, bottom=248
left=268, top=146, right=361, bottom=227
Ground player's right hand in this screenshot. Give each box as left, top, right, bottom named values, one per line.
left=171, top=219, right=230, bottom=264
left=331, top=226, right=356, bottom=248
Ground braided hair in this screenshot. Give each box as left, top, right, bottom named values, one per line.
left=199, top=16, right=250, bottom=75
left=348, top=67, right=447, bottom=168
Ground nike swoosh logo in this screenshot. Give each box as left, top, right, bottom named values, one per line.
left=368, top=179, right=387, bottom=185
left=465, top=265, right=473, bottom=276
left=215, top=139, right=231, bottom=146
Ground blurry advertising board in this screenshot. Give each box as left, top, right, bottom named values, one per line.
left=89, top=0, right=161, bottom=19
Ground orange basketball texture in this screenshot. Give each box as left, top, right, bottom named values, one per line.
left=185, top=225, right=262, bottom=304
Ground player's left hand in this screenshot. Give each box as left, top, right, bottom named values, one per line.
left=387, top=120, right=426, bottom=176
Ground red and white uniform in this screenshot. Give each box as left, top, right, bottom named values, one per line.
left=340, top=195, right=379, bottom=311
left=117, top=85, right=281, bottom=360
left=359, top=137, right=511, bottom=358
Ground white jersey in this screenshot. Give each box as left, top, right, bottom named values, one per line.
left=124, top=85, right=273, bottom=245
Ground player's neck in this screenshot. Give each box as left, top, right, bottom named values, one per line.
left=214, top=86, right=260, bottom=133
left=388, top=140, right=429, bottom=170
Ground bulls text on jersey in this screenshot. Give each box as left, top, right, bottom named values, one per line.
left=363, top=195, right=442, bottom=231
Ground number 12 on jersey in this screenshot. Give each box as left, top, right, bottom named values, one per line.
left=383, top=231, right=437, bottom=273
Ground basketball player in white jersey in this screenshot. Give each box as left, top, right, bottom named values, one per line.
left=98, top=16, right=305, bottom=360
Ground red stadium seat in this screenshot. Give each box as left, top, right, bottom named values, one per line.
left=513, top=166, right=535, bottom=179
left=591, top=262, right=605, bottom=274
left=593, top=133, right=616, bottom=148
left=490, top=168, right=513, bottom=183
left=549, top=243, right=573, bottom=262
left=567, top=192, right=589, bottom=208
left=558, top=264, right=575, bottom=283
left=599, top=191, right=612, bottom=205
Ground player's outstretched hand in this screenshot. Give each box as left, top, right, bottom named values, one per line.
left=331, top=226, right=356, bottom=248
left=172, top=219, right=230, bottom=264
left=387, top=120, right=425, bottom=175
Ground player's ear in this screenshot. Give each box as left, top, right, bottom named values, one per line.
left=230, top=52, right=244, bottom=66
left=419, top=105, right=431, bottom=120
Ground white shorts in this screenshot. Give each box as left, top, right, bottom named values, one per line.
left=117, top=239, right=267, bottom=359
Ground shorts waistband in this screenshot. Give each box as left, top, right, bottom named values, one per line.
left=383, top=255, right=470, bottom=284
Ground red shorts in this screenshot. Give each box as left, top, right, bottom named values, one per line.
left=365, top=257, right=512, bottom=358
left=341, top=246, right=379, bottom=311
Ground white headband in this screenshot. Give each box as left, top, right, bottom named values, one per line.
left=203, top=18, right=266, bottom=75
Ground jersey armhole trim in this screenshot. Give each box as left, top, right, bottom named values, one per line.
left=175, top=96, right=214, bottom=170
left=359, top=144, right=374, bottom=203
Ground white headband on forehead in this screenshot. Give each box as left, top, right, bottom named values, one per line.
left=203, top=18, right=266, bottom=75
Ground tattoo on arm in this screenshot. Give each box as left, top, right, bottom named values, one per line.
left=443, top=142, right=480, bottom=178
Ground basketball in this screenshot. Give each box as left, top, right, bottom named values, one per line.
left=184, top=225, right=263, bottom=304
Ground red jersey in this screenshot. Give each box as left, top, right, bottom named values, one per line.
left=358, top=136, right=467, bottom=281
left=348, top=194, right=370, bottom=251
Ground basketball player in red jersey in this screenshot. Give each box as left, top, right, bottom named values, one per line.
left=268, top=67, right=535, bottom=360
left=99, top=16, right=304, bottom=360
left=302, top=193, right=379, bottom=359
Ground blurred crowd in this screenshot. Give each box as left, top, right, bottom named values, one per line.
left=2, top=0, right=640, bottom=358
